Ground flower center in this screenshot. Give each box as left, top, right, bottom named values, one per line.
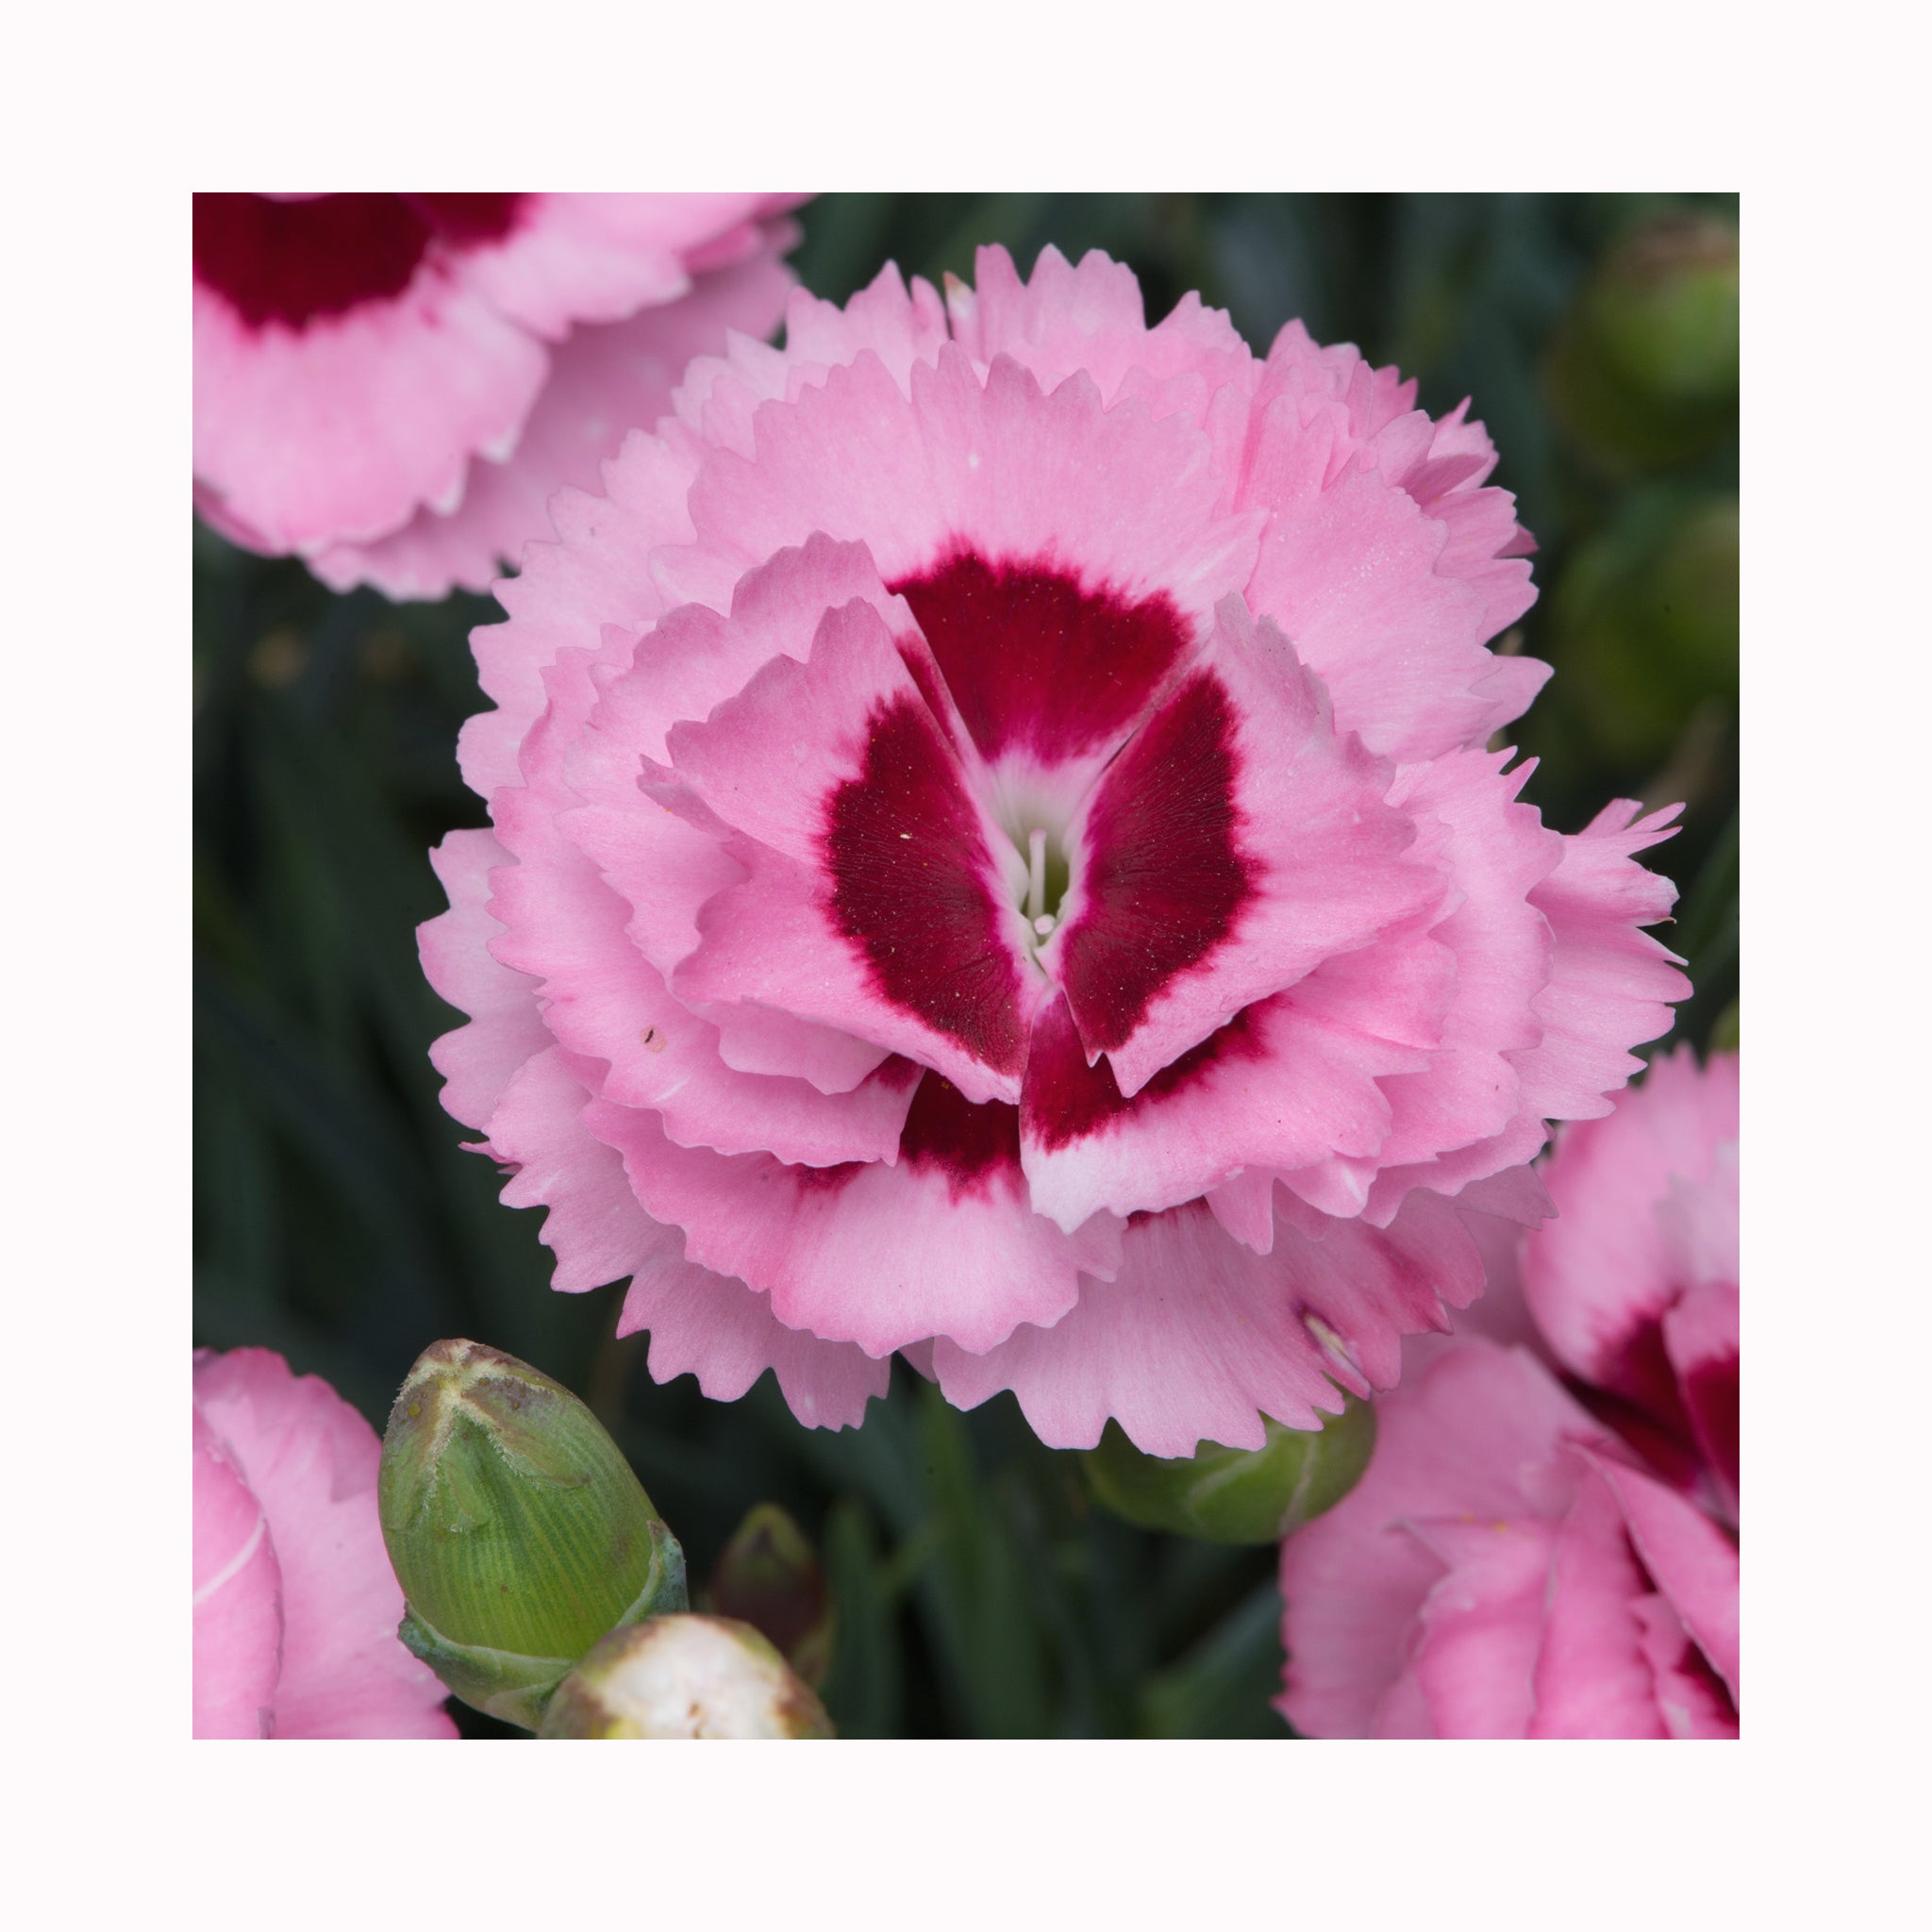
left=1016, top=824, right=1072, bottom=943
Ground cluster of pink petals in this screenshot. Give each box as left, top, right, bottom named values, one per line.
left=193, top=1348, right=456, bottom=1739
left=422, top=244, right=1690, bottom=1457
left=193, top=193, right=802, bottom=599
left=1278, top=1048, right=1739, bottom=1737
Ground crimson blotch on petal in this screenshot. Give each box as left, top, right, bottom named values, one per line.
left=421, top=244, right=1690, bottom=1457
left=193, top=192, right=804, bottom=598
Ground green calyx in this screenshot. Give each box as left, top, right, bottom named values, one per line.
left=379, top=1339, right=687, bottom=1726
left=1081, top=1396, right=1379, bottom=1546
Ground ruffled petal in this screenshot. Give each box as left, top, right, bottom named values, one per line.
left=419, top=829, right=551, bottom=1134
left=935, top=1191, right=1487, bottom=1457
left=484, top=1046, right=887, bottom=1427
left=1277, top=1342, right=1610, bottom=1738
left=586, top=1073, right=1120, bottom=1358
left=311, top=242, right=792, bottom=597
left=1583, top=1446, right=1740, bottom=1702
left=194, top=269, right=548, bottom=557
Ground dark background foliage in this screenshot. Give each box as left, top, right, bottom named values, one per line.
left=192, top=192, right=1739, bottom=1737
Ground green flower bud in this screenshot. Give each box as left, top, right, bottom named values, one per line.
left=703, top=1504, right=834, bottom=1689
left=537, top=1615, right=836, bottom=1739
left=1081, top=1399, right=1378, bottom=1545
left=1553, top=489, right=1739, bottom=766
left=378, top=1339, right=687, bottom=1730
left=1545, top=212, right=1739, bottom=471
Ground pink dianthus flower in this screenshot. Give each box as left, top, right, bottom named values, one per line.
left=1275, top=1341, right=1739, bottom=1738
left=193, top=1348, right=456, bottom=1739
left=1524, top=1044, right=1739, bottom=1519
left=422, top=245, right=1690, bottom=1455
left=1278, top=1049, right=1739, bottom=1737
left=192, top=193, right=802, bottom=598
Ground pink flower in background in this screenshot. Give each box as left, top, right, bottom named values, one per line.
left=1524, top=1045, right=1739, bottom=1517
left=421, top=244, right=1689, bottom=1454
left=193, top=1348, right=455, bottom=1739
left=1276, top=1341, right=1738, bottom=1738
left=1279, top=1049, right=1740, bottom=1736
left=192, top=193, right=803, bottom=599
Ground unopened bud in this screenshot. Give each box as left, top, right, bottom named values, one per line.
left=1545, top=213, right=1739, bottom=471
left=378, top=1339, right=686, bottom=1730
left=1554, top=489, right=1739, bottom=765
left=704, top=1504, right=834, bottom=1689
left=537, top=1615, right=835, bottom=1739
left=1082, top=1400, right=1378, bottom=1545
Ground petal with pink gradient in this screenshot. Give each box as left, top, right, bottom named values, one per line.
left=482, top=1045, right=887, bottom=1427
left=1663, top=1276, right=1741, bottom=1512
left=1019, top=990, right=1423, bottom=1232
left=1633, top=1595, right=1740, bottom=1740
left=486, top=781, right=911, bottom=1167
left=194, top=269, right=547, bottom=557
left=619, top=1252, right=890, bottom=1431
left=1403, top=1514, right=1553, bottom=1738
left=1582, top=1447, right=1740, bottom=1701
left=1526, top=1466, right=1668, bottom=1738
left=312, top=244, right=794, bottom=597
left=419, top=829, right=552, bottom=1135
left=1516, top=804, right=1691, bottom=1121
left=192, top=1411, right=283, bottom=1739
left=1365, top=750, right=1561, bottom=1167
left=193, top=1351, right=455, bottom=1740
left=682, top=346, right=1262, bottom=641
left=195, top=193, right=802, bottom=597
left=936, top=1193, right=1485, bottom=1457
left=1277, top=1342, right=1610, bottom=1739
left=947, top=246, right=1262, bottom=425
left=587, top=1073, right=1120, bottom=1358
left=1522, top=1047, right=1738, bottom=1488
left=451, top=193, right=794, bottom=340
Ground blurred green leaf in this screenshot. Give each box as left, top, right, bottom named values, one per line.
left=1139, top=1581, right=1290, bottom=1739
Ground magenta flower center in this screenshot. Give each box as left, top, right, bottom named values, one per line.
left=824, top=550, right=1255, bottom=1086
left=193, top=193, right=527, bottom=331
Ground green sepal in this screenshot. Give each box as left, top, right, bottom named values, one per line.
left=397, top=1523, right=689, bottom=1730
left=379, top=1340, right=689, bottom=1725
left=1082, top=1397, right=1378, bottom=1545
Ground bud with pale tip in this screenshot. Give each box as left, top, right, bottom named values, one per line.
left=538, top=1615, right=835, bottom=1739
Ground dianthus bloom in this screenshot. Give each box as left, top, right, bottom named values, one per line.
left=1524, top=1044, right=1739, bottom=1519
left=193, top=1348, right=456, bottom=1739
left=192, top=193, right=801, bottom=598
left=422, top=245, right=1689, bottom=1454
left=1278, top=1049, right=1739, bottom=1737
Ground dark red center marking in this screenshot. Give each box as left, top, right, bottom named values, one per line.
left=1677, top=1343, right=1739, bottom=1507
left=1056, top=670, right=1256, bottom=1053
left=891, top=551, right=1191, bottom=765
left=899, top=1072, right=1022, bottom=1200
left=1023, top=993, right=1264, bottom=1150
left=824, top=693, right=1026, bottom=1076
left=193, top=192, right=525, bottom=332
